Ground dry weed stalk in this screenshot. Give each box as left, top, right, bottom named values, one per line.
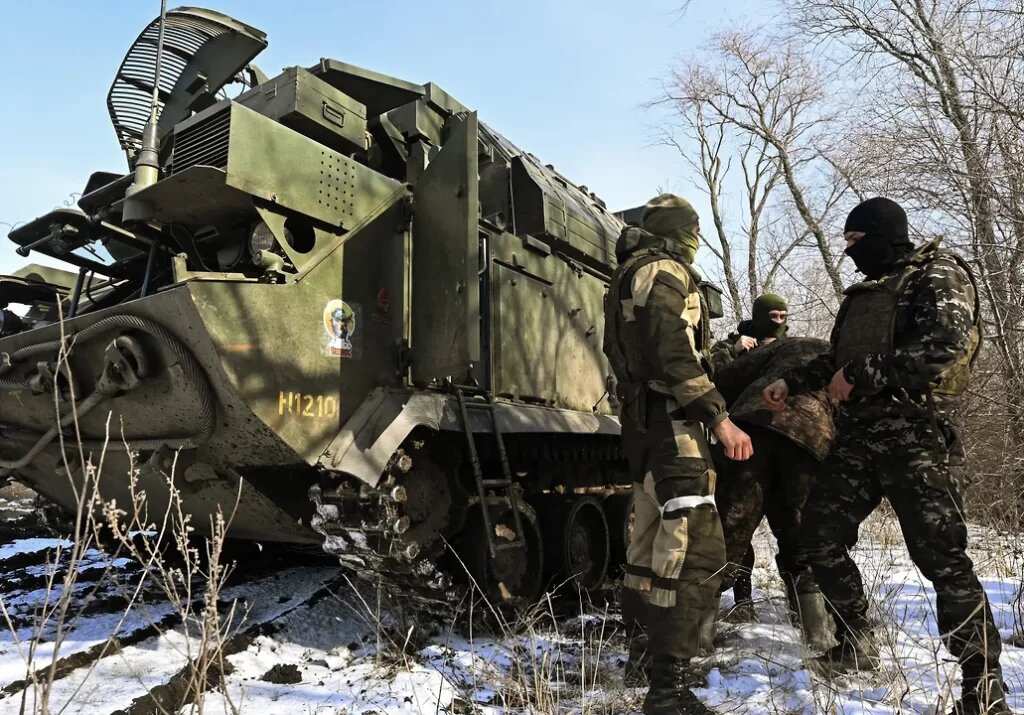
left=102, top=452, right=245, bottom=715
left=0, top=303, right=149, bottom=714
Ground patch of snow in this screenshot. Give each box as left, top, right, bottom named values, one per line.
left=0, top=516, right=1019, bottom=714
left=0, top=538, right=71, bottom=562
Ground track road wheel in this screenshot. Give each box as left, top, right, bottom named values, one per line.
left=456, top=500, right=543, bottom=608
left=539, top=495, right=610, bottom=592
left=564, top=496, right=610, bottom=590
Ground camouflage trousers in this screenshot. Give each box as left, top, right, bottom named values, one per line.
left=799, top=411, right=1002, bottom=674
left=620, top=396, right=726, bottom=661
left=715, top=425, right=820, bottom=599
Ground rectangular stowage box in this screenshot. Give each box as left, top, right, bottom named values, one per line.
left=236, top=66, right=368, bottom=156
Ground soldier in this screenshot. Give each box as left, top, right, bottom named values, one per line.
left=604, top=193, right=752, bottom=715
left=708, top=293, right=791, bottom=620
left=708, top=293, right=790, bottom=370
left=762, top=198, right=1009, bottom=715
left=711, top=335, right=836, bottom=650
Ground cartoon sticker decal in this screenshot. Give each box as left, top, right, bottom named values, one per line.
left=323, top=299, right=358, bottom=358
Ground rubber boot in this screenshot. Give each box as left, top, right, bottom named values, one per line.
left=811, top=626, right=880, bottom=674
left=778, top=568, right=833, bottom=651
left=794, top=591, right=834, bottom=652
left=948, top=670, right=1012, bottom=715
left=696, top=594, right=721, bottom=655
left=642, top=657, right=715, bottom=715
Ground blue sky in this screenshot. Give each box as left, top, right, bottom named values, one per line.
left=0, top=0, right=769, bottom=274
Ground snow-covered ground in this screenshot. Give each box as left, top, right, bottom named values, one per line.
left=0, top=486, right=1020, bottom=714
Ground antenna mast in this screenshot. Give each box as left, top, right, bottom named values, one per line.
left=123, top=0, right=168, bottom=223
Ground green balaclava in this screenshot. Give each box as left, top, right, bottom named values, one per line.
left=750, top=293, right=788, bottom=340
left=640, top=193, right=700, bottom=264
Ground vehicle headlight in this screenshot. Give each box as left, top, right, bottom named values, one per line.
left=248, top=221, right=276, bottom=257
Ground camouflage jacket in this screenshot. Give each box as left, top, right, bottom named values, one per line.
left=783, top=240, right=978, bottom=419
left=708, top=320, right=756, bottom=371
left=714, top=337, right=836, bottom=460
left=603, top=228, right=728, bottom=428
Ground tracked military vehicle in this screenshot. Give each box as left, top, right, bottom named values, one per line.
left=0, top=7, right=676, bottom=603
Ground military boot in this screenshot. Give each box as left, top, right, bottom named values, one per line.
left=643, top=657, right=714, bottom=715
left=624, top=634, right=651, bottom=687
left=811, top=627, right=879, bottom=674
left=947, top=671, right=1012, bottom=715
left=725, top=569, right=756, bottom=622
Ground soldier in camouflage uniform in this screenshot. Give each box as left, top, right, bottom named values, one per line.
left=604, top=194, right=752, bottom=715
left=708, top=293, right=790, bottom=371
left=708, top=293, right=791, bottom=620
left=712, top=335, right=836, bottom=650
left=763, top=198, right=1009, bottom=715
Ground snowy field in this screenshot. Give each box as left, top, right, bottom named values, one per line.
left=0, top=485, right=1020, bottom=715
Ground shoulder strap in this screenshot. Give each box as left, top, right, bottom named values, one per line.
left=610, top=249, right=667, bottom=301
left=604, top=249, right=667, bottom=384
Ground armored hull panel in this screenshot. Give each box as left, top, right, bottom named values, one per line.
left=0, top=287, right=317, bottom=543
left=0, top=6, right=639, bottom=601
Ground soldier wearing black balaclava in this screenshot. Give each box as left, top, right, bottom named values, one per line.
left=761, top=198, right=1008, bottom=715
left=711, top=333, right=837, bottom=653
left=708, top=294, right=793, bottom=625
left=709, top=293, right=790, bottom=371
left=842, top=196, right=915, bottom=279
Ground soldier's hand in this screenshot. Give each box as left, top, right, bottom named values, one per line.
left=762, top=379, right=789, bottom=410
left=736, top=335, right=757, bottom=352
left=713, top=418, right=754, bottom=461
left=828, top=369, right=855, bottom=402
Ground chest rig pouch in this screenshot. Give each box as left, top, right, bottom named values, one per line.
left=833, top=241, right=981, bottom=398
left=834, top=266, right=912, bottom=369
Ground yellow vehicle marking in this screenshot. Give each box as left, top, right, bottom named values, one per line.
left=277, top=391, right=338, bottom=418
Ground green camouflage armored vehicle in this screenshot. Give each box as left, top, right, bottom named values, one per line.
left=0, top=6, right=647, bottom=603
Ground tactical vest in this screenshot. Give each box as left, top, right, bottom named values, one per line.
left=833, top=240, right=981, bottom=397
left=603, top=249, right=713, bottom=386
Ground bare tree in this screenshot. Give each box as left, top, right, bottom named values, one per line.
left=657, top=102, right=746, bottom=321
left=652, top=0, right=1022, bottom=523
left=663, top=30, right=850, bottom=299
left=791, top=0, right=1024, bottom=522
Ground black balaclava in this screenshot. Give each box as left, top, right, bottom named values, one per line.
left=749, top=293, right=789, bottom=340
left=843, top=197, right=914, bottom=280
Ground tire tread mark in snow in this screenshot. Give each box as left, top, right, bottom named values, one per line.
left=0, top=612, right=178, bottom=699
left=108, top=593, right=323, bottom=715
